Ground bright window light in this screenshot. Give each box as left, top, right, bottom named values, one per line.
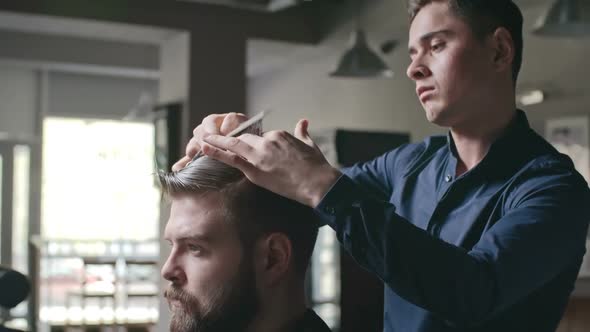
left=42, top=118, right=159, bottom=241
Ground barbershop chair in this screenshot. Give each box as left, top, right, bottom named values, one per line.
left=0, top=267, right=30, bottom=332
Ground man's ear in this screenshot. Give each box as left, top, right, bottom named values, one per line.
left=254, top=233, right=292, bottom=286
left=490, top=27, right=515, bottom=74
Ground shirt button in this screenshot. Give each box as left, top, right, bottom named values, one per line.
left=445, top=174, right=452, bottom=182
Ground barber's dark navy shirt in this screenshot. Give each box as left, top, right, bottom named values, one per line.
left=315, top=110, right=590, bottom=332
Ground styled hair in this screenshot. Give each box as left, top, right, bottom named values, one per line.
left=158, top=128, right=319, bottom=276
left=408, top=0, right=524, bottom=84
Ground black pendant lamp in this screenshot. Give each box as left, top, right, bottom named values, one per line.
left=533, top=0, right=590, bottom=37
left=330, top=0, right=393, bottom=78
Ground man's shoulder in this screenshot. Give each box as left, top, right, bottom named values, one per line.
left=519, top=129, right=584, bottom=178
left=504, top=142, right=590, bottom=209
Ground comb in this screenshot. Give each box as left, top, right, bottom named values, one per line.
left=187, top=109, right=270, bottom=166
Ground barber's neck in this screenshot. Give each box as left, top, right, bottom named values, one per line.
left=246, top=277, right=307, bottom=332
left=451, top=86, right=517, bottom=176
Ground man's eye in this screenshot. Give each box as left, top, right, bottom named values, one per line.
left=187, top=244, right=203, bottom=253
left=431, top=42, right=445, bottom=52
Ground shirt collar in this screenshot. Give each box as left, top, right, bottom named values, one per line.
left=488, top=109, right=531, bottom=153
left=446, top=109, right=532, bottom=170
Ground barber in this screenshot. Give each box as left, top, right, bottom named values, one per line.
left=174, top=1, right=590, bottom=331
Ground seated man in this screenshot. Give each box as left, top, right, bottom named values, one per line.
left=159, top=130, right=331, bottom=332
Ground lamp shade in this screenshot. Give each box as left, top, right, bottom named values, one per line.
left=330, top=29, right=393, bottom=78
left=533, top=0, right=590, bottom=37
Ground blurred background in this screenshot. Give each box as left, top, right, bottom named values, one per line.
left=0, top=0, right=589, bottom=331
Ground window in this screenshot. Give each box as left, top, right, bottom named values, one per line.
left=40, top=118, right=160, bottom=326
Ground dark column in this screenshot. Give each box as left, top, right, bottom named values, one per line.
left=186, top=28, right=247, bottom=139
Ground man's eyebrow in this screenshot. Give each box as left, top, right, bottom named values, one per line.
left=420, top=29, right=454, bottom=42
left=177, top=234, right=212, bottom=243
left=409, top=29, right=454, bottom=53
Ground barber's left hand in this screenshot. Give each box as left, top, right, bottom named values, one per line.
left=201, top=119, right=342, bottom=207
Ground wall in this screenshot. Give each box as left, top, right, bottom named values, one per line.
left=0, top=65, right=38, bottom=138
left=159, top=33, right=189, bottom=107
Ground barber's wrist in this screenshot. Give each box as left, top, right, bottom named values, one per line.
left=307, top=165, right=342, bottom=208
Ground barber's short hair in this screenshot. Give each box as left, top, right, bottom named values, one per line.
left=408, top=0, right=524, bottom=84
left=158, top=129, right=319, bottom=276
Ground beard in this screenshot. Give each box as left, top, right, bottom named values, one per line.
left=164, top=259, right=259, bottom=332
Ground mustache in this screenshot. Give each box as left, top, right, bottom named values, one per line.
left=164, top=286, right=199, bottom=308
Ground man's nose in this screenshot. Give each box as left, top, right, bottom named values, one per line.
left=161, top=252, right=185, bottom=284
left=407, top=59, right=431, bottom=81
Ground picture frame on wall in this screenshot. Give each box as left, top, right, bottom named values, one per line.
left=545, top=116, right=590, bottom=185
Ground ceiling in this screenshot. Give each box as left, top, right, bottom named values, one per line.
left=0, top=0, right=548, bottom=46
left=177, top=0, right=307, bottom=12
left=0, top=11, right=181, bottom=45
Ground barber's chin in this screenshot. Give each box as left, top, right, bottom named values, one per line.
left=424, top=108, right=443, bottom=125
left=423, top=104, right=453, bottom=127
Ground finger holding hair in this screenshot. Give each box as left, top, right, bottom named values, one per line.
left=220, top=112, right=248, bottom=135
left=201, top=142, right=257, bottom=175
left=172, top=156, right=191, bottom=172
left=203, top=134, right=258, bottom=161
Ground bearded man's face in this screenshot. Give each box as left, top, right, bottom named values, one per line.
left=162, top=194, right=259, bottom=332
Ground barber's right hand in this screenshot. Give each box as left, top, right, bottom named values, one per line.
left=172, top=112, right=248, bottom=171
